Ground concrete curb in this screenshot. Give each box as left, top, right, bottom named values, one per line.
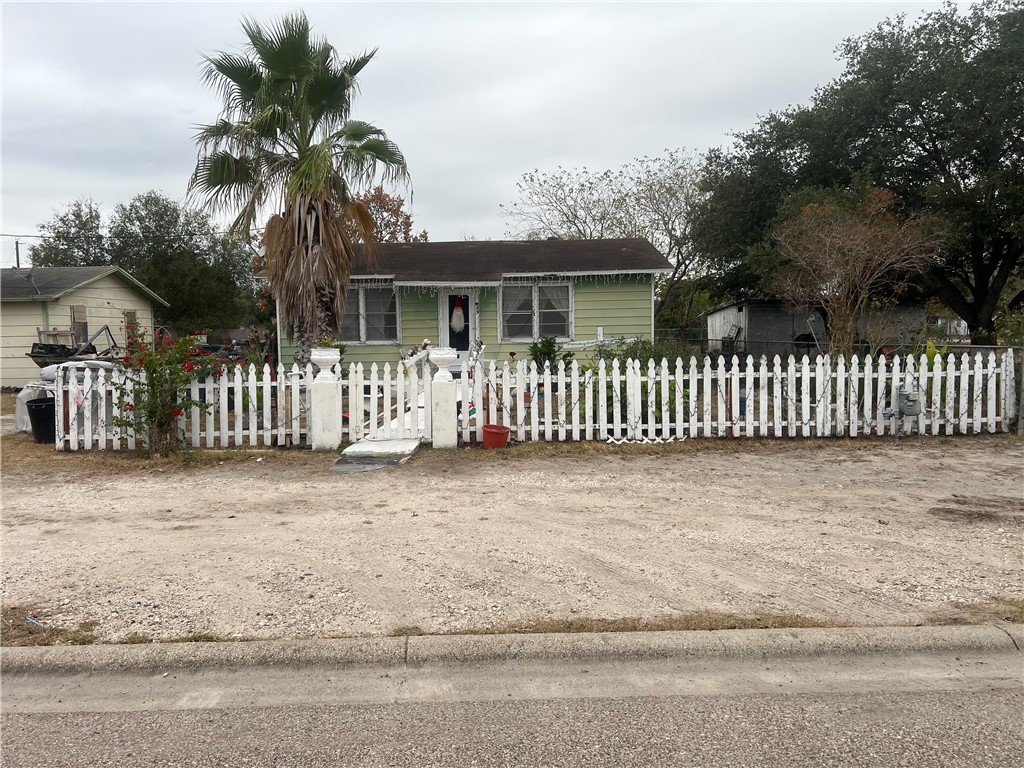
left=1, top=625, right=1019, bottom=675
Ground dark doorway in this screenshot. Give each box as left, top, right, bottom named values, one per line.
left=447, top=294, right=470, bottom=351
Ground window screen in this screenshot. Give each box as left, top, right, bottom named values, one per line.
left=502, top=286, right=534, bottom=339
left=538, top=285, right=570, bottom=338
left=339, top=291, right=360, bottom=342
left=364, top=288, right=397, bottom=341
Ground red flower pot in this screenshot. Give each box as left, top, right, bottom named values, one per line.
left=482, top=424, right=511, bottom=449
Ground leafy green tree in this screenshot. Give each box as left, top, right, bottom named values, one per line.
left=27, top=193, right=255, bottom=335
left=29, top=198, right=108, bottom=267
left=189, top=12, right=409, bottom=364
left=693, top=0, right=1023, bottom=344
left=106, top=191, right=255, bottom=335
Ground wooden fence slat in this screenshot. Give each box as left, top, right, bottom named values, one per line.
left=957, top=353, right=969, bottom=434
left=673, top=358, right=684, bottom=439
left=800, top=356, right=811, bottom=438
left=916, top=354, right=928, bottom=435
left=749, top=356, right=757, bottom=438
left=659, top=359, right=671, bottom=439
left=943, top=354, right=956, bottom=436
left=584, top=365, right=594, bottom=441
left=930, top=354, right=942, bottom=436
left=610, top=359, right=622, bottom=440
left=986, top=351, right=998, bottom=433
left=702, top=357, right=712, bottom=438
left=646, top=359, right=657, bottom=439
left=729, top=356, right=741, bottom=438
left=80, top=368, right=93, bottom=450
left=971, top=352, right=983, bottom=434
left=532, top=362, right=540, bottom=442
left=716, top=357, right=727, bottom=438
left=557, top=361, right=567, bottom=442
left=570, top=361, right=581, bottom=441
left=757, top=356, right=768, bottom=437
left=261, top=364, right=273, bottom=447
left=688, top=358, right=699, bottom=438
left=835, top=356, right=846, bottom=436
left=95, top=368, right=109, bottom=451
left=876, top=356, right=889, bottom=435
left=772, top=356, right=783, bottom=438
left=813, top=356, right=825, bottom=438
left=1003, top=350, right=1017, bottom=430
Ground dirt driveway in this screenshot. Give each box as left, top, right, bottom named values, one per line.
left=1, top=434, right=1021, bottom=643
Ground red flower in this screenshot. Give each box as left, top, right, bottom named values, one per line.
left=171, top=409, right=184, bottom=418
left=124, top=402, right=135, bottom=411
left=184, top=362, right=195, bottom=372
left=123, top=355, right=132, bottom=363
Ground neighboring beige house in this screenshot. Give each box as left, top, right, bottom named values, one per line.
left=1, top=266, right=168, bottom=388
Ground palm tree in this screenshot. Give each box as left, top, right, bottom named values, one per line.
left=188, top=12, right=409, bottom=364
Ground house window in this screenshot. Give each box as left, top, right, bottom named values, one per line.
left=339, top=285, right=399, bottom=343
left=501, top=283, right=572, bottom=341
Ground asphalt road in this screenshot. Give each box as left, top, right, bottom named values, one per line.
left=3, top=648, right=1022, bottom=767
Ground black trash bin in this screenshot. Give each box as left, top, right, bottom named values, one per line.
left=26, top=397, right=57, bottom=444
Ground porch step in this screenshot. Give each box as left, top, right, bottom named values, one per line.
left=330, top=437, right=422, bottom=473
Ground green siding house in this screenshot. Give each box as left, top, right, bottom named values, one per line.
left=278, top=238, right=670, bottom=368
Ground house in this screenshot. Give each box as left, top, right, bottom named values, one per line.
left=278, top=238, right=672, bottom=368
left=703, top=299, right=927, bottom=359
left=1, top=266, right=168, bottom=388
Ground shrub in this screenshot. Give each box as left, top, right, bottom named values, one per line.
left=113, top=322, right=224, bottom=456
left=528, top=336, right=574, bottom=371
left=593, top=336, right=697, bottom=365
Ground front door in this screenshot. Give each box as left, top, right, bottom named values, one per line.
left=445, top=293, right=471, bottom=352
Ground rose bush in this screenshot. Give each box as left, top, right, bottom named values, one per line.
left=113, top=321, right=224, bottom=455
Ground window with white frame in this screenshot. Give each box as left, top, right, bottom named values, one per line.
left=339, top=286, right=399, bottom=343
left=501, top=283, right=572, bottom=341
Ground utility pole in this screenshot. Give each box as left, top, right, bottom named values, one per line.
left=15, top=238, right=22, bottom=268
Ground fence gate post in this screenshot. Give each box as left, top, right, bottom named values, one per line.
left=309, top=361, right=343, bottom=450
left=430, top=372, right=458, bottom=449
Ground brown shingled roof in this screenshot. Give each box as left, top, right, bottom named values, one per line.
left=349, top=238, right=670, bottom=282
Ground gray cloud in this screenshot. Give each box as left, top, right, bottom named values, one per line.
left=1, top=1, right=938, bottom=265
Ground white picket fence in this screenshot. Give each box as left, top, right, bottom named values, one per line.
left=55, top=360, right=436, bottom=452
left=55, top=351, right=1018, bottom=450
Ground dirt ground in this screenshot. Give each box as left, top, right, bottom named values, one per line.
left=1, top=431, right=1021, bottom=644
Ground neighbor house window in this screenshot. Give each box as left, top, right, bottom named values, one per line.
left=500, top=283, right=572, bottom=341
left=339, top=286, right=399, bottom=343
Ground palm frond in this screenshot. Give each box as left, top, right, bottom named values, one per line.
left=201, top=52, right=264, bottom=105
left=341, top=49, right=378, bottom=79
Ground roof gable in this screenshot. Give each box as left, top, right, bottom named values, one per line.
left=1, top=266, right=169, bottom=306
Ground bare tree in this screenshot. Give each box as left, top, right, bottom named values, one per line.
left=774, top=187, right=945, bottom=355
left=500, top=150, right=706, bottom=322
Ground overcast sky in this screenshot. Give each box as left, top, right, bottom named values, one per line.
left=1, top=1, right=944, bottom=267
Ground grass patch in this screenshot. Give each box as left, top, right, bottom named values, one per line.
left=390, top=612, right=845, bottom=638
left=1, top=391, right=18, bottom=416
left=388, top=625, right=426, bottom=637
left=411, top=431, right=1024, bottom=466
left=169, top=631, right=228, bottom=643
left=1, top=605, right=97, bottom=647
left=927, top=596, right=1024, bottom=625
left=0, top=430, right=332, bottom=479
left=123, top=632, right=153, bottom=644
